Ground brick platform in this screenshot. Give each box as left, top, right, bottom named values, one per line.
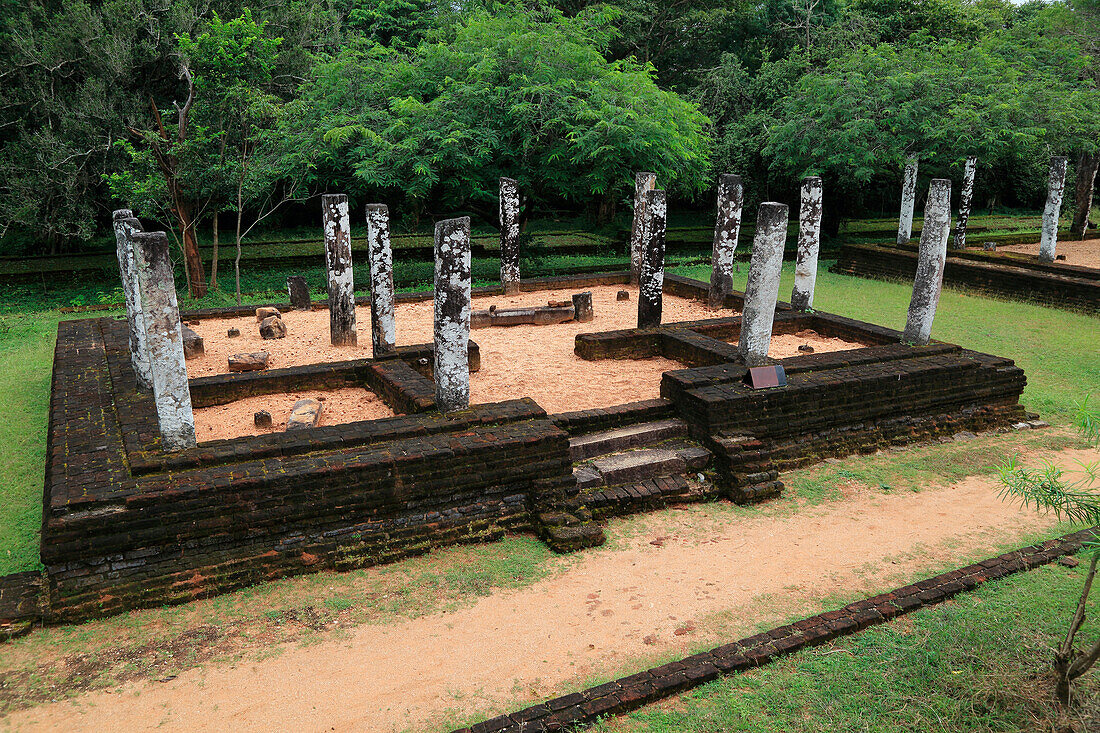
left=9, top=271, right=1031, bottom=626
left=452, top=527, right=1098, bottom=733
left=832, top=242, right=1100, bottom=313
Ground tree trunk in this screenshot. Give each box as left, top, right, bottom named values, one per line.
left=176, top=200, right=206, bottom=298
left=210, top=212, right=219, bottom=290
left=1070, top=151, right=1098, bottom=239
left=595, top=193, right=617, bottom=227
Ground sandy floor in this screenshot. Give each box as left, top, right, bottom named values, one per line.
left=6, top=446, right=1081, bottom=733
left=753, top=329, right=868, bottom=357
left=996, top=239, right=1100, bottom=269
left=193, top=388, right=395, bottom=442
left=185, top=287, right=870, bottom=416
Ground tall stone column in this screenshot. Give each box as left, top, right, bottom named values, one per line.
left=112, top=209, right=152, bottom=388
left=1039, top=155, right=1068, bottom=263
left=951, top=155, right=978, bottom=250
left=131, top=231, right=196, bottom=451
left=738, top=203, right=789, bottom=366
left=322, top=194, right=357, bottom=347
left=637, top=189, right=667, bottom=329
left=790, top=176, right=823, bottom=311
left=708, top=174, right=744, bottom=308
left=499, top=177, right=521, bottom=295
left=903, top=179, right=953, bottom=346
left=629, top=172, right=657, bottom=285
left=365, top=203, right=396, bottom=357
left=434, top=216, right=472, bottom=412
left=897, top=154, right=919, bottom=246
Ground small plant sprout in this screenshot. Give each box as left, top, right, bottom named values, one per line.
left=997, top=394, right=1100, bottom=710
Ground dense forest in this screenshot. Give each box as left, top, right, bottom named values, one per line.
left=0, top=0, right=1097, bottom=295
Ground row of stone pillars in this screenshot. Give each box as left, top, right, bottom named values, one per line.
left=898, top=154, right=1068, bottom=262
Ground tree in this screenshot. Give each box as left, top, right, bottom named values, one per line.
left=998, top=396, right=1100, bottom=716
left=293, top=7, right=711, bottom=227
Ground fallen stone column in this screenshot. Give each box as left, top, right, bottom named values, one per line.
left=112, top=210, right=152, bottom=388
left=322, top=193, right=357, bottom=347
left=1039, top=155, right=1068, bottom=263
left=951, top=155, right=977, bottom=250
left=286, top=398, right=322, bottom=430
left=903, top=178, right=953, bottom=345
left=790, top=176, right=823, bottom=311
left=286, top=276, right=311, bottom=310
left=708, top=174, right=744, bottom=308
left=499, top=177, right=521, bottom=294
left=365, top=203, right=397, bottom=356
left=132, top=230, right=196, bottom=451
left=434, top=216, right=472, bottom=412
left=637, top=188, right=667, bottom=329
left=471, top=305, right=574, bottom=328
left=738, top=202, right=790, bottom=366
left=629, top=172, right=657, bottom=285
left=897, top=154, right=919, bottom=246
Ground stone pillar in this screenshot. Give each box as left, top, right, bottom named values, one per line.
left=708, top=174, right=744, bottom=308
left=499, top=177, right=521, bottom=295
left=286, top=276, right=311, bottom=310
left=434, top=216, right=472, bottom=412
left=903, top=179, right=953, bottom=346
left=131, top=231, right=196, bottom=451
left=322, top=194, right=357, bottom=347
left=738, top=203, right=789, bottom=366
left=897, top=154, right=919, bottom=246
left=365, top=203, right=397, bottom=356
left=791, top=176, right=823, bottom=311
left=629, top=172, right=657, bottom=285
left=952, top=156, right=977, bottom=250
left=637, top=189, right=667, bottom=329
left=572, top=291, right=594, bottom=323
left=112, top=209, right=152, bottom=388
left=1039, top=155, right=1068, bottom=263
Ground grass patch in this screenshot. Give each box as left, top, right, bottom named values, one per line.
left=594, top=554, right=1100, bottom=733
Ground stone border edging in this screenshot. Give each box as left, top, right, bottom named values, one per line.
left=453, top=527, right=1098, bottom=733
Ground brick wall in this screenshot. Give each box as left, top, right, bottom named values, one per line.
left=832, top=243, right=1099, bottom=313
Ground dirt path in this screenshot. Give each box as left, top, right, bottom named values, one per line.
left=4, top=454, right=1082, bottom=733
left=997, top=239, right=1100, bottom=269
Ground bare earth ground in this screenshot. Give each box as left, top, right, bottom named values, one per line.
left=4, top=446, right=1087, bottom=733
left=996, top=239, right=1100, bottom=269
left=193, top=388, right=396, bottom=442
left=187, top=286, right=870, bottom=416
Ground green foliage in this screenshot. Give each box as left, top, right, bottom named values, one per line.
left=290, top=6, right=711, bottom=219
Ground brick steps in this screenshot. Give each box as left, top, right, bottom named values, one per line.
left=453, top=527, right=1098, bottom=733
left=581, top=475, right=705, bottom=519
left=573, top=443, right=711, bottom=490
left=568, top=419, right=688, bottom=461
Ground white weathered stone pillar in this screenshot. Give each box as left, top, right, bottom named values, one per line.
left=322, top=194, right=357, bottom=347
left=112, top=209, right=152, bottom=388
left=637, top=189, right=667, bottom=328
left=499, top=177, right=521, bottom=295
left=791, top=176, right=823, bottom=311
left=898, top=154, right=919, bottom=246
left=903, top=179, right=953, bottom=345
left=434, top=216, right=472, bottom=412
left=132, top=230, right=196, bottom=451
left=951, top=156, right=977, bottom=250
left=738, top=203, right=789, bottom=366
left=708, top=174, right=744, bottom=308
left=1039, top=155, right=1068, bottom=263
left=365, top=203, right=396, bottom=357
left=629, top=172, right=657, bottom=285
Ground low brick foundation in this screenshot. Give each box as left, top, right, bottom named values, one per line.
left=453, top=527, right=1098, bottom=733
left=832, top=242, right=1100, bottom=313
left=10, top=271, right=1031, bottom=627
